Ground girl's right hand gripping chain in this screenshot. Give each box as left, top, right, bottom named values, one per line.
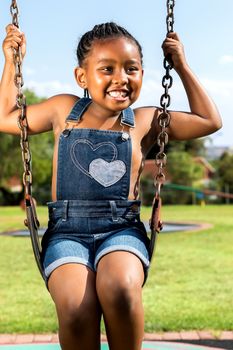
left=2, top=24, right=26, bottom=63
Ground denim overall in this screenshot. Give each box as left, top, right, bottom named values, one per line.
left=41, top=98, right=150, bottom=283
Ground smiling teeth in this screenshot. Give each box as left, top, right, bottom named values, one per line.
left=108, top=91, right=127, bottom=98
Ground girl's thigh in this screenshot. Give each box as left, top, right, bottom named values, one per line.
left=48, top=263, right=100, bottom=315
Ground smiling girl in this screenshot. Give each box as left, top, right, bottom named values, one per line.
left=0, top=22, right=221, bottom=350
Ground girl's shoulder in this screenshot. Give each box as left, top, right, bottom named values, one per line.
left=50, top=93, right=79, bottom=116
left=48, top=94, right=80, bottom=135
left=50, top=93, right=79, bottom=114
left=133, top=105, right=159, bottom=118
left=133, top=105, right=160, bottom=130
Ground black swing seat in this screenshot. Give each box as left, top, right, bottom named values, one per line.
left=24, top=196, right=45, bottom=280
left=149, top=194, right=163, bottom=260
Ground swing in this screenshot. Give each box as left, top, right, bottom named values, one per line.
left=10, top=0, right=44, bottom=279
left=9, top=0, right=175, bottom=279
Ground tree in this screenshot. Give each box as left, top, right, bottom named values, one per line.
left=0, top=134, right=22, bottom=187
left=0, top=89, right=46, bottom=185
left=146, top=137, right=207, bottom=160
left=216, top=152, right=233, bottom=195
left=29, top=131, right=53, bottom=203
left=168, top=138, right=207, bottom=156
left=140, top=150, right=204, bottom=205
left=0, top=89, right=53, bottom=204
left=167, top=151, right=203, bottom=186
left=163, top=151, right=203, bottom=204
left=0, top=133, right=23, bottom=205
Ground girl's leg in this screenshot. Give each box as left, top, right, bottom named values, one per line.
left=96, top=251, right=145, bottom=350
left=48, top=263, right=102, bottom=350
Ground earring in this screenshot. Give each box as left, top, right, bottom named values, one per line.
left=84, top=88, right=89, bottom=98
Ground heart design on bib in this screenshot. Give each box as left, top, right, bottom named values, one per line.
left=70, top=139, right=126, bottom=187
left=89, top=158, right=126, bottom=187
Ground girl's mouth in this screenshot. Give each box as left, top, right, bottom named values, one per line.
left=107, top=90, right=129, bottom=101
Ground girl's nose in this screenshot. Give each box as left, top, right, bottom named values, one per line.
left=112, top=70, right=128, bottom=84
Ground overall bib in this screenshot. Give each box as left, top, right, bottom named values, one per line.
left=41, top=98, right=150, bottom=283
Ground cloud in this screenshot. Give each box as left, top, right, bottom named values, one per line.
left=219, top=55, right=233, bottom=64
left=24, top=80, right=81, bottom=97
left=202, top=78, right=233, bottom=98
left=24, top=67, right=36, bottom=76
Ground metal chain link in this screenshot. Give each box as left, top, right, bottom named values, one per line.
left=10, top=0, right=32, bottom=196
left=155, top=0, right=175, bottom=195
left=166, top=0, right=175, bottom=33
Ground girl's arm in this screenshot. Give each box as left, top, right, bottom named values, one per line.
left=0, top=25, right=76, bottom=135
left=161, top=32, right=222, bottom=140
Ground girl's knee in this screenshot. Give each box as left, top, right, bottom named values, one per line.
left=97, top=274, right=142, bottom=314
left=54, top=287, right=101, bottom=348
left=56, top=293, right=101, bottom=332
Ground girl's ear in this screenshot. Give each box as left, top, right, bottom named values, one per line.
left=74, top=66, right=87, bottom=89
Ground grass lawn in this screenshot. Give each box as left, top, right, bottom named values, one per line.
left=0, top=205, right=232, bottom=334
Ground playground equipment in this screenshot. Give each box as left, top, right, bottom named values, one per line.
left=9, top=0, right=175, bottom=277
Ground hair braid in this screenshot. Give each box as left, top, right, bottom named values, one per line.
left=76, top=22, right=143, bottom=66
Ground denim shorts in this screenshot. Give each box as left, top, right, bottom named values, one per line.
left=41, top=200, right=150, bottom=285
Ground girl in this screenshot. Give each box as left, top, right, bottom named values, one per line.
left=0, top=22, right=221, bottom=350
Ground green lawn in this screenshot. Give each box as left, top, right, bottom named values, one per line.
left=0, top=205, right=232, bottom=334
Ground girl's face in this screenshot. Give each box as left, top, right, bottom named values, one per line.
left=76, top=37, right=143, bottom=114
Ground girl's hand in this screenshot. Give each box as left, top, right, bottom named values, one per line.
left=162, top=32, right=187, bottom=72
left=2, top=24, right=26, bottom=63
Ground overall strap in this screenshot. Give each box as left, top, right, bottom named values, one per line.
left=66, top=97, right=135, bottom=128
left=121, top=107, right=135, bottom=128
left=66, top=98, right=92, bottom=122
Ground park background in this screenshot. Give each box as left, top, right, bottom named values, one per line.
left=0, top=0, right=233, bottom=148
left=0, top=0, right=232, bottom=340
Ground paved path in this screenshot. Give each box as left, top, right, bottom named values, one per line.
left=0, top=343, right=226, bottom=350
left=0, top=331, right=232, bottom=349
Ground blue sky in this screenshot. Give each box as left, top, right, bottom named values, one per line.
left=0, top=0, right=233, bottom=147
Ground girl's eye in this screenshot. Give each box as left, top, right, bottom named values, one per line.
left=127, top=66, right=139, bottom=73
left=100, top=66, right=113, bottom=73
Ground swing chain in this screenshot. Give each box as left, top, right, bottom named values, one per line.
left=10, top=0, right=19, bottom=27
left=166, top=0, right=175, bottom=33
left=10, top=0, right=33, bottom=200
left=155, top=0, right=175, bottom=195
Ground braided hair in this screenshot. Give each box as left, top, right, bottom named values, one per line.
left=76, top=22, right=143, bottom=66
